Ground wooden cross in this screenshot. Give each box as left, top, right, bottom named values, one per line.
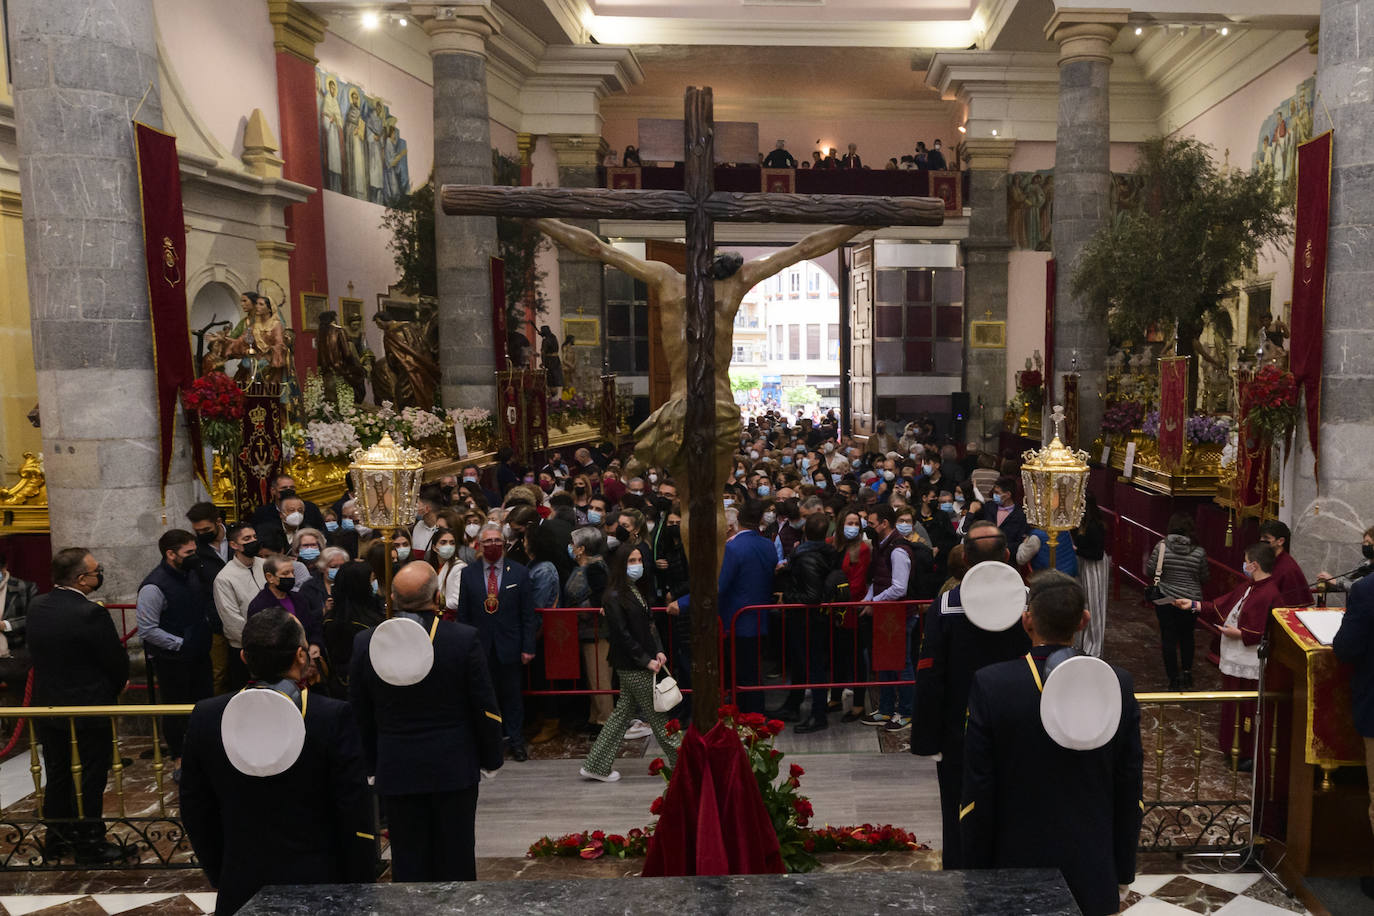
left=441, top=87, right=942, bottom=727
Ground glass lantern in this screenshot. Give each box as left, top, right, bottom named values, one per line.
left=348, top=434, right=424, bottom=612
left=1021, top=405, right=1090, bottom=566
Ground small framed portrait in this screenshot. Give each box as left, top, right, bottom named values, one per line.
left=562, top=317, right=600, bottom=348
left=969, top=320, right=1006, bottom=349
left=338, top=296, right=365, bottom=326
left=301, top=292, right=328, bottom=328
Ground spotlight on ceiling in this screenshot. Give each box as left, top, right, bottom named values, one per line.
left=1219, top=26, right=1229, bottom=36
left=991, top=129, right=998, bottom=137
left=1134, top=26, right=1143, bottom=36
left=957, top=124, right=967, bottom=134
left=361, top=11, right=380, bottom=29
left=398, top=17, right=407, bottom=27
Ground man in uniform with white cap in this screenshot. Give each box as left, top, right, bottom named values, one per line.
left=910, top=521, right=1031, bottom=868
left=179, top=608, right=376, bottom=915
left=350, top=561, right=504, bottom=882
left=960, top=571, right=1143, bottom=916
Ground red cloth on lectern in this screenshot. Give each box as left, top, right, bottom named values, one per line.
left=642, top=723, right=784, bottom=876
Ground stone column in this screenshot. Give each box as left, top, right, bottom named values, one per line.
left=549, top=134, right=609, bottom=343
left=11, top=0, right=194, bottom=599
left=960, top=137, right=1016, bottom=449
left=1292, top=0, right=1374, bottom=573
left=1046, top=9, right=1126, bottom=439
left=424, top=6, right=501, bottom=411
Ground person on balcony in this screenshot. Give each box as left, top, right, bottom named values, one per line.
left=927, top=139, right=948, bottom=171
left=762, top=139, right=796, bottom=169
left=840, top=143, right=862, bottom=169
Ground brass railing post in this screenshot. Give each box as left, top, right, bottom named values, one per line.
left=1230, top=703, right=1242, bottom=798
left=150, top=717, right=166, bottom=817
left=28, top=720, right=43, bottom=819
left=1192, top=709, right=1203, bottom=804
left=109, top=719, right=126, bottom=819
left=1154, top=705, right=1165, bottom=800
left=67, top=717, right=84, bottom=820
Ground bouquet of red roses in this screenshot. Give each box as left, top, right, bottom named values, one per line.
left=182, top=372, right=246, bottom=454
left=1241, top=364, right=1298, bottom=444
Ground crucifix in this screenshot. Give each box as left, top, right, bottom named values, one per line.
left=441, top=87, right=943, bottom=728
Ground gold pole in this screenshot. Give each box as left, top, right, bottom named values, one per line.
left=67, top=717, right=84, bottom=820
left=1230, top=703, right=1242, bottom=798
left=109, top=719, right=125, bottom=818
left=28, top=720, right=43, bottom=819
left=1047, top=525, right=1059, bottom=571
left=151, top=717, right=166, bottom=817
left=1154, top=704, right=1165, bottom=800
left=383, top=525, right=395, bottom=616
left=1192, top=709, right=1203, bottom=804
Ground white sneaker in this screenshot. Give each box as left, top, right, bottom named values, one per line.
left=624, top=720, right=653, bottom=740
left=579, top=766, right=621, bottom=782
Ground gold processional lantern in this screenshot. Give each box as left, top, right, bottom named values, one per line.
left=1020, top=405, right=1091, bottom=570
left=348, top=434, right=424, bottom=614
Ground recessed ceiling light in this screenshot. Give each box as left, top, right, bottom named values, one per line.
left=1220, top=27, right=1229, bottom=36
left=361, top=11, right=380, bottom=29
left=1134, top=26, right=1143, bottom=36
left=991, top=129, right=998, bottom=137
left=398, top=17, right=407, bottom=27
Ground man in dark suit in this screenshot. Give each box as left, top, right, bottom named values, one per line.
left=248, top=474, right=327, bottom=534
left=1332, top=572, right=1374, bottom=900
left=457, top=523, right=537, bottom=761
left=910, top=522, right=1031, bottom=869
left=960, top=571, right=1143, bottom=916
left=980, top=475, right=1029, bottom=555
left=180, top=608, right=376, bottom=915
left=28, top=548, right=130, bottom=864
left=351, top=562, right=504, bottom=881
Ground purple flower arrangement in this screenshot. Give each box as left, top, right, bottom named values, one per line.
left=1185, top=414, right=1232, bottom=445
left=1101, top=400, right=1144, bottom=435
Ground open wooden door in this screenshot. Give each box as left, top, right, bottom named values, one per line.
left=849, top=243, right=875, bottom=437
left=645, top=240, right=686, bottom=411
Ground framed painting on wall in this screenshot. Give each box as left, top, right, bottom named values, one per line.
left=301, top=292, right=328, bottom=328
left=969, top=320, right=1006, bottom=349
left=338, top=296, right=365, bottom=326
left=562, top=317, right=600, bottom=348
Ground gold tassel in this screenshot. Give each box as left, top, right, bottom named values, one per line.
left=1224, top=511, right=1234, bottom=548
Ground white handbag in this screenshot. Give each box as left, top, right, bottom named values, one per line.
left=652, top=667, right=683, bottom=713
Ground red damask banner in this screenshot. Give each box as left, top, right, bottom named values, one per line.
left=1044, top=259, right=1056, bottom=395
left=1062, top=373, right=1079, bottom=448
left=542, top=611, right=581, bottom=680
left=491, top=256, right=508, bottom=370
left=1236, top=369, right=1269, bottom=512
left=1290, top=131, right=1332, bottom=474
left=760, top=169, right=794, bottom=194
left=870, top=603, right=908, bottom=671
left=1157, top=357, right=1189, bottom=470
left=601, top=373, right=619, bottom=440
left=133, top=122, right=206, bottom=495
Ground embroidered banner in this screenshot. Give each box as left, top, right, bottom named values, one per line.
left=870, top=603, right=909, bottom=672
left=1157, top=357, right=1189, bottom=471
left=1062, top=373, right=1079, bottom=449
left=542, top=611, right=582, bottom=680
left=134, top=122, right=206, bottom=494
left=1289, top=131, right=1332, bottom=474
left=1236, top=369, right=1269, bottom=512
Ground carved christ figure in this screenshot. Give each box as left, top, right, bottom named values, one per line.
left=530, top=218, right=872, bottom=555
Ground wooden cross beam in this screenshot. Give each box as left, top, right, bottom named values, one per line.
left=441, top=87, right=943, bottom=727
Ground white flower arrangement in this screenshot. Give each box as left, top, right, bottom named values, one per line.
left=401, top=406, right=447, bottom=440
left=306, top=420, right=362, bottom=457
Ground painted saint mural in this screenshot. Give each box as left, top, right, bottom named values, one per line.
left=316, top=68, right=411, bottom=206
left=1252, top=76, right=1316, bottom=198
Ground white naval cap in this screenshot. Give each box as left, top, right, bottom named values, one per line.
left=1039, top=654, right=1123, bottom=751
left=221, top=689, right=306, bottom=777
left=959, top=560, right=1027, bottom=633
left=369, top=616, right=436, bottom=687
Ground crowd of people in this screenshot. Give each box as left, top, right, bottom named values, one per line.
left=612, top=139, right=956, bottom=171
left=21, top=402, right=1374, bottom=913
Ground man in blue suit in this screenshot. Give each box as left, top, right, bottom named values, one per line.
left=351, top=562, right=504, bottom=881
left=1333, top=573, right=1374, bottom=900
left=671, top=500, right=777, bottom=713
left=457, top=523, right=538, bottom=761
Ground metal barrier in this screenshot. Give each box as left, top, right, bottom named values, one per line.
left=0, top=704, right=196, bottom=869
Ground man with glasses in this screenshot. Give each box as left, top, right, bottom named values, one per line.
left=28, top=547, right=130, bottom=864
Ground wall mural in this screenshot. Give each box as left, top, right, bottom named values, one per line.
left=1005, top=171, right=1144, bottom=251
left=316, top=68, right=410, bottom=206
left=1252, top=76, right=1316, bottom=198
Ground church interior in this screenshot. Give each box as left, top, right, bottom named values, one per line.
left=4, top=0, right=1374, bottom=913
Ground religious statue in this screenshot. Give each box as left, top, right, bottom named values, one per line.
left=316, top=310, right=367, bottom=403
left=373, top=308, right=440, bottom=409
left=229, top=294, right=288, bottom=389
left=0, top=452, right=45, bottom=506
left=530, top=217, right=873, bottom=558
left=538, top=325, right=564, bottom=397
left=1258, top=310, right=1290, bottom=368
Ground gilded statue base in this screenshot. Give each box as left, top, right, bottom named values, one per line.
left=1127, top=440, right=1226, bottom=498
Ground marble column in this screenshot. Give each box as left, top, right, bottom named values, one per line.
left=960, top=137, right=1016, bottom=449
left=549, top=134, right=609, bottom=355
left=1292, top=1, right=1374, bottom=574
left=425, top=7, right=501, bottom=411
left=1046, top=10, right=1126, bottom=440
left=10, top=0, right=194, bottom=599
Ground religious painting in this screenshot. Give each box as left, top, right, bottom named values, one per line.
left=1006, top=171, right=1145, bottom=250
left=300, top=292, right=328, bottom=329
left=607, top=167, right=642, bottom=190
left=1253, top=76, right=1316, bottom=200
left=761, top=169, right=795, bottom=194
left=316, top=67, right=410, bottom=207
left=969, top=320, right=1005, bottom=349
left=930, top=172, right=962, bottom=213
left=338, top=296, right=365, bottom=327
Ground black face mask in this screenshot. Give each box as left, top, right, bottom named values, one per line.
left=275, top=577, right=296, bottom=593
left=614, top=525, right=632, bottom=542
left=179, top=554, right=203, bottom=573
left=89, top=572, right=104, bottom=593
left=195, top=530, right=216, bottom=547
left=1363, top=544, right=1374, bottom=561
left=241, top=541, right=261, bottom=558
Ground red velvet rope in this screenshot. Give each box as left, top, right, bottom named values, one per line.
left=0, top=668, right=35, bottom=758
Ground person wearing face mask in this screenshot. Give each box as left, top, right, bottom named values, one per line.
left=323, top=503, right=362, bottom=559
left=580, top=545, right=681, bottom=782
left=247, top=556, right=326, bottom=673
left=456, top=523, right=538, bottom=762
left=29, top=547, right=130, bottom=865
left=186, top=502, right=232, bottom=693
left=1318, top=527, right=1374, bottom=596
left=137, top=530, right=215, bottom=771
left=391, top=531, right=414, bottom=566
left=1174, top=543, right=1282, bottom=772
left=302, top=547, right=350, bottom=651
left=411, top=485, right=446, bottom=555
left=567, top=527, right=612, bottom=732
left=214, top=524, right=268, bottom=690
left=870, top=422, right=897, bottom=455
left=321, top=561, right=385, bottom=697
left=427, top=529, right=467, bottom=613
left=979, top=476, right=1029, bottom=556
left=250, top=474, right=327, bottom=535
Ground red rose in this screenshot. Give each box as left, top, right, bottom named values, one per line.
left=740, top=712, right=766, bottom=729
left=648, top=758, right=666, bottom=776
left=628, top=828, right=644, bottom=839
left=787, top=777, right=800, bottom=789
left=718, top=704, right=739, bottom=720
left=665, top=718, right=681, bottom=736
left=557, top=835, right=580, bottom=848
left=766, top=719, right=785, bottom=735
left=590, top=830, right=605, bottom=841
left=789, top=763, right=805, bottom=779
left=650, top=796, right=665, bottom=815
left=803, top=837, right=816, bottom=852
left=770, top=749, right=782, bottom=760
left=607, top=834, right=626, bottom=847
left=793, top=798, right=813, bottom=818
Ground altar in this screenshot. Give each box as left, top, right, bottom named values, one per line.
left=1269, top=608, right=1373, bottom=886
left=237, top=869, right=1081, bottom=916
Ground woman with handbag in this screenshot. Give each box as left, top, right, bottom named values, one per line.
left=1149, top=513, right=1210, bottom=690
left=579, top=543, right=682, bottom=783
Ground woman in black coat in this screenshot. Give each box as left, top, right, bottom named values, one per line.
left=321, top=561, right=383, bottom=697
left=578, top=544, right=680, bottom=782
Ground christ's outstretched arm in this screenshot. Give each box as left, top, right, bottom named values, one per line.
left=531, top=218, right=676, bottom=287
left=736, top=224, right=878, bottom=290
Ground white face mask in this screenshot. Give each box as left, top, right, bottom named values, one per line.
left=395, top=546, right=411, bottom=561
left=436, top=544, right=456, bottom=560
left=763, top=511, right=777, bottom=526
left=465, top=523, right=480, bottom=538
left=284, top=511, right=304, bottom=528
left=750, top=450, right=760, bottom=460
left=503, top=524, right=513, bottom=540
left=648, top=473, right=658, bottom=484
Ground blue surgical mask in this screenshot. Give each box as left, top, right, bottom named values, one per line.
left=341, top=518, right=355, bottom=531
left=371, top=579, right=379, bottom=594
left=782, top=456, right=793, bottom=466
left=568, top=544, right=577, bottom=559
left=995, top=493, right=1008, bottom=507
left=896, top=522, right=914, bottom=537
left=298, top=547, right=320, bottom=563
left=734, top=469, right=745, bottom=478
left=587, top=510, right=603, bottom=525
left=327, top=566, right=339, bottom=582
left=922, top=463, right=934, bottom=476
left=395, top=546, right=411, bottom=561
left=723, top=498, right=735, bottom=508
left=843, top=525, right=860, bottom=540
left=800, top=457, right=810, bottom=471
left=626, top=562, right=645, bottom=581
left=940, top=502, right=956, bottom=514
left=816, top=478, right=827, bottom=490
left=758, top=485, right=771, bottom=497
left=831, top=473, right=841, bottom=484
left=325, top=520, right=339, bottom=532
